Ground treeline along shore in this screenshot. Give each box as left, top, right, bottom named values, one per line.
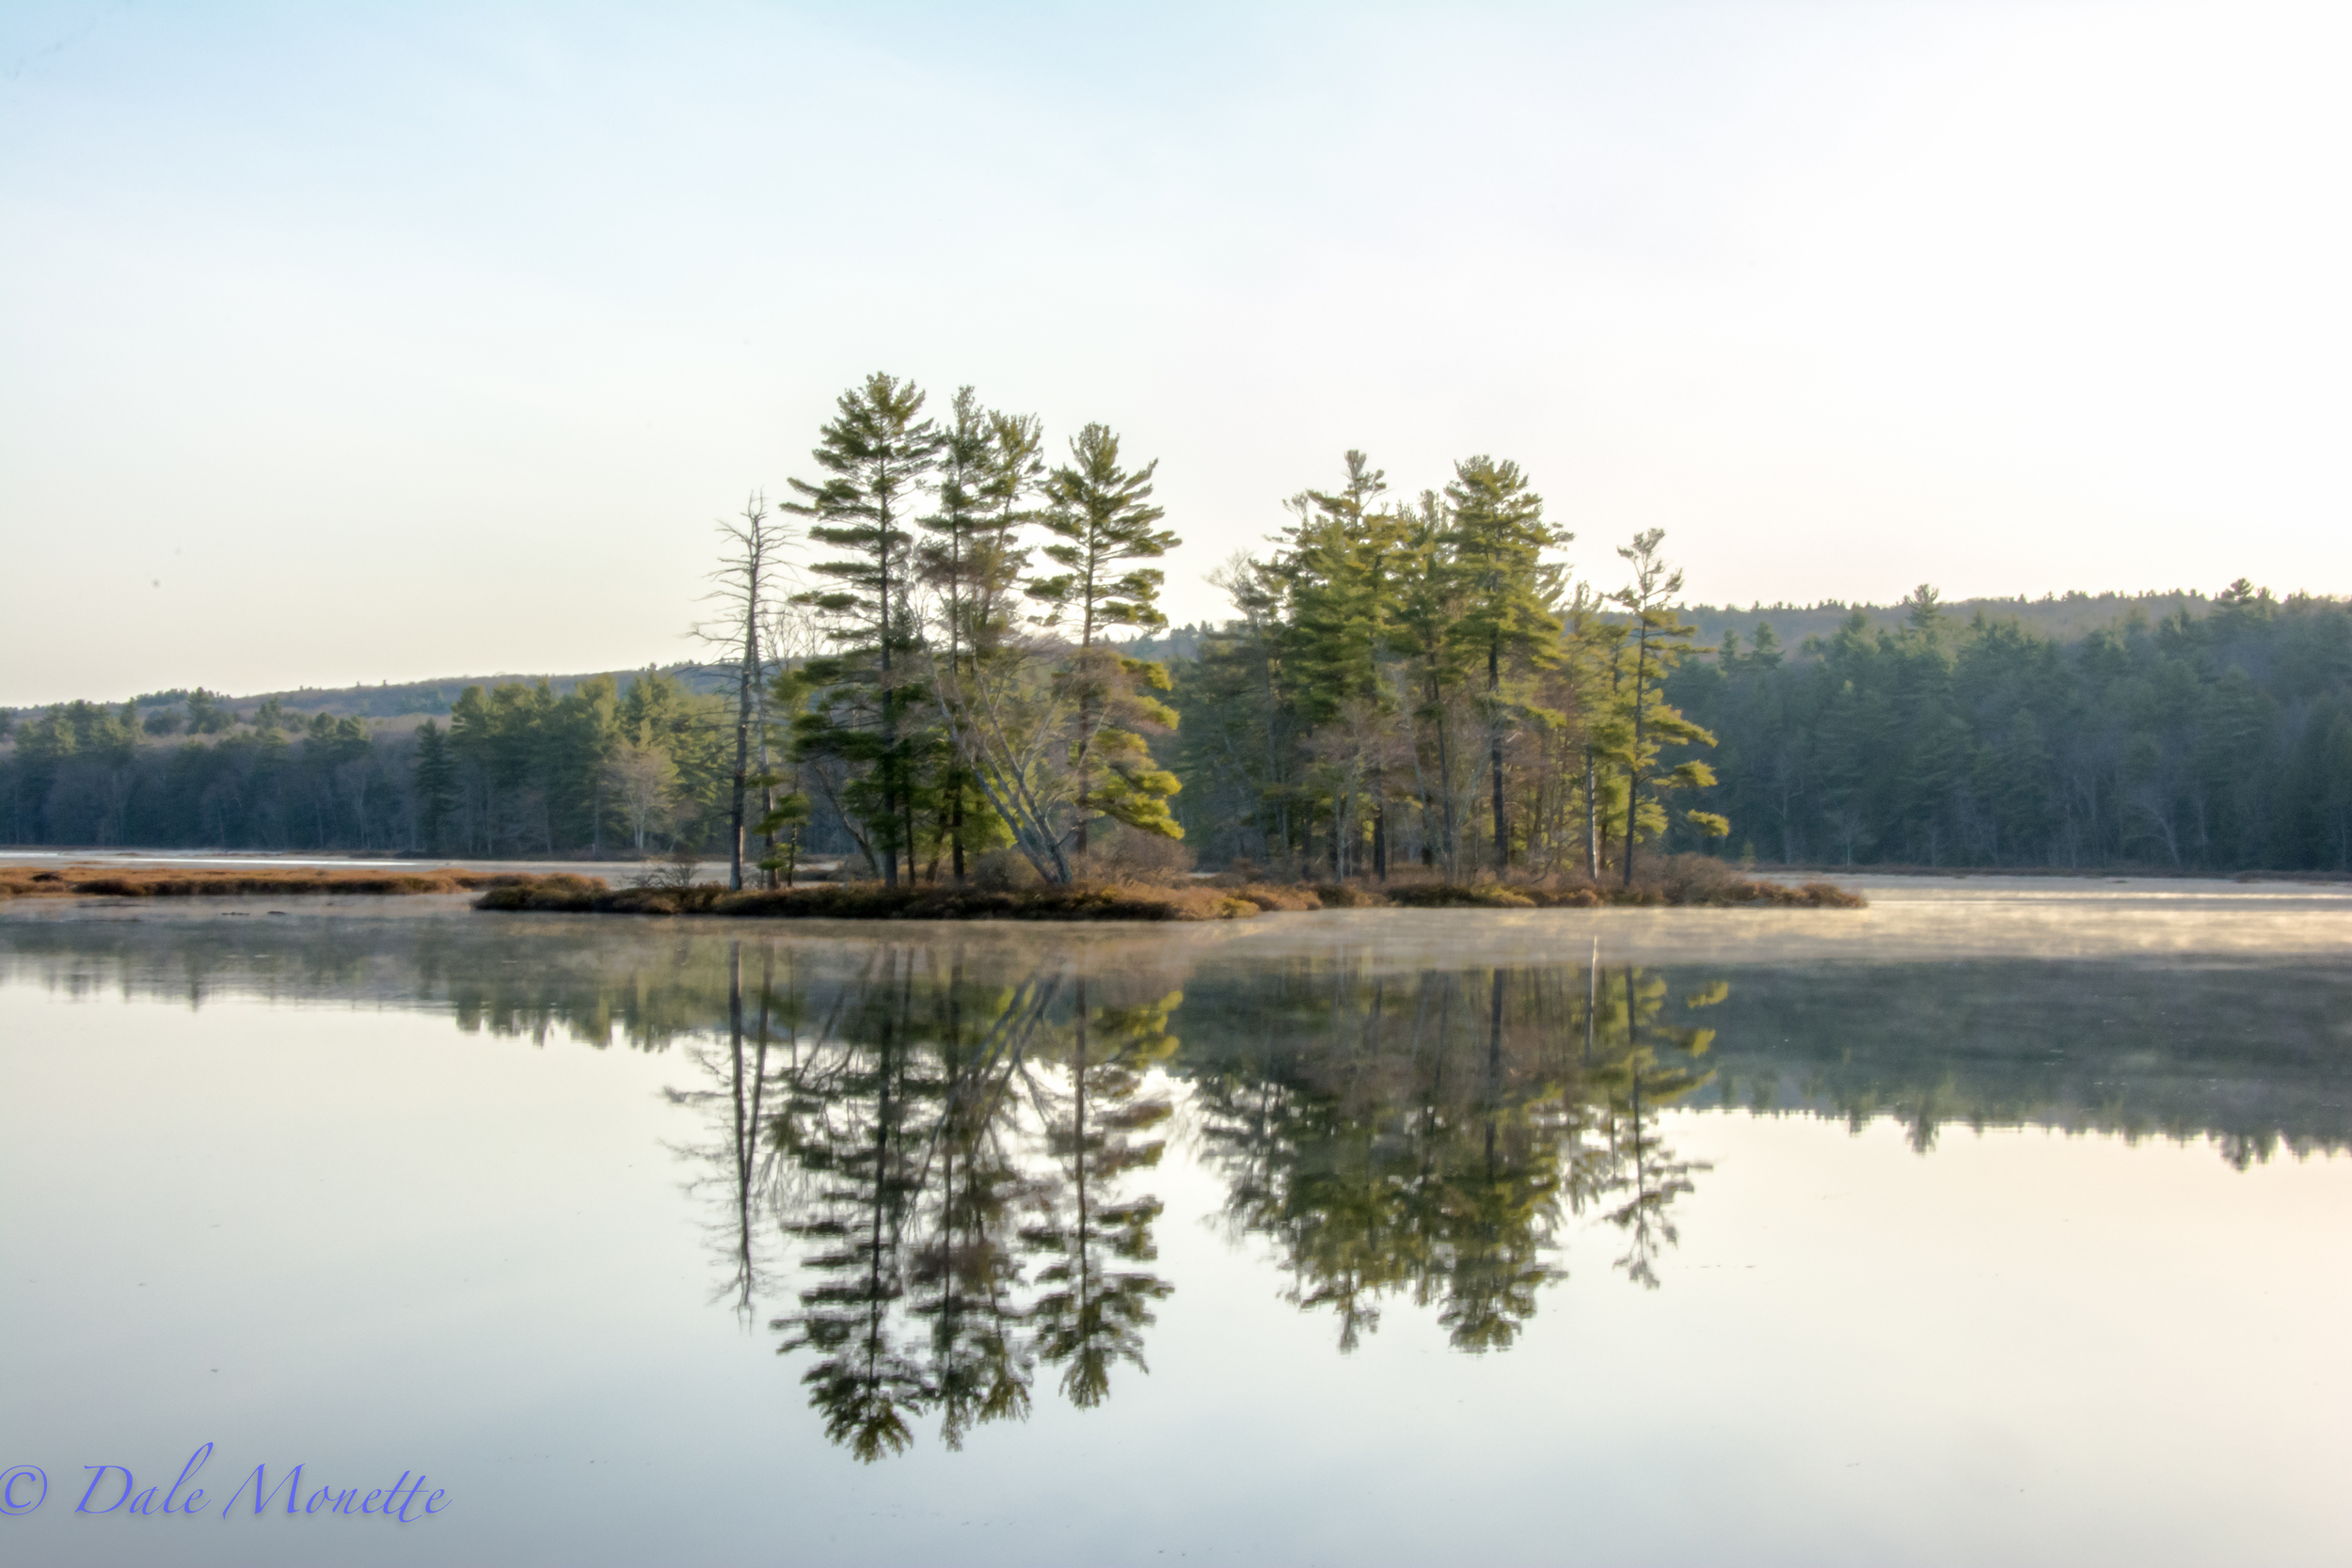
left=6, top=373, right=2349, bottom=878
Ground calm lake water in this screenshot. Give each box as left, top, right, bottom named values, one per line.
left=2, top=883, right=2347, bottom=1566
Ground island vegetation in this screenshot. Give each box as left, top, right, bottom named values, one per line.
left=3, top=373, right=2344, bottom=880
left=471, top=850, right=1861, bottom=921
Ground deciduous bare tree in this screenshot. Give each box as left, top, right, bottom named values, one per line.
left=699, top=492, right=797, bottom=889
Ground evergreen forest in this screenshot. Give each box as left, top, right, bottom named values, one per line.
left=3, top=385, right=2346, bottom=875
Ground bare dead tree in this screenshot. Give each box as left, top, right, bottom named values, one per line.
left=697, top=493, right=799, bottom=890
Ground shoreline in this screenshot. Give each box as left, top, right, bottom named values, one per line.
left=2, top=861, right=1865, bottom=919
left=474, top=870, right=1867, bottom=921
left=0, top=864, right=571, bottom=900
left=3, top=847, right=2338, bottom=886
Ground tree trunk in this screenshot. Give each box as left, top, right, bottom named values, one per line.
left=903, top=789, right=920, bottom=884
left=729, top=713, right=749, bottom=892
left=1623, top=626, right=1650, bottom=889
left=1582, top=748, right=1600, bottom=881
left=1430, top=665, right=1457, bottom=877
left=729, top=593, right=759, bottom=892
left=949, top=775, right=965, bottom=884
left=755, top=671, right=775, bottom=889
left=878, top=531, right=900, bottom=889
left=1487, top=966, right=1504, bottom=1096
left=1074, top=598, right=1099, bottom=860
left=1075, top=705, right=1092, bottom=858
left=1489, top=637, right=1507, bottom=876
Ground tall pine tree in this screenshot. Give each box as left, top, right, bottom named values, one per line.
left=785, top=374, right=945, bottom=887
left=1607, top=530, right=1722, bottom=884
left=1031, top=422, right=1184, bottom=855
left=1444, top=456, right=1569, bottom=874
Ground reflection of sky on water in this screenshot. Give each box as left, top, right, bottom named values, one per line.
left=1, top=895, right=2346, bottom=1566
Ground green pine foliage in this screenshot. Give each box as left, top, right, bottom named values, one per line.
left=766, top=376, right=1186, bottom=886
left=1171, top=451, right=1707, bottom=881
left=1445, top=455, right=1572, bottom=875
left=915, top=388, right=1028, bottom=881
left=1031, top=421, right=1184, bottom=851
left=783, top=373, right=946, bottom=890
left=1606, top=530, right=1724, bottom=885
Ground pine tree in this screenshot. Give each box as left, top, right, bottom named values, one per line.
left=1278, top=452, right=1414, bottom=876
left=547, top=675, right=620, bottom=854
left=1280, top=452, right=1403, bottom=721
left=412, top=719, right=457, bottom=851
left=1386, top=489, right=1471, bottom=873
left=1560, top=588, right=1629, bottom=879
left=1031, top=422, right=1184, bottom=854
left=917, top=389, right=1031, bottom=881
left=1607, top=530, right=1722, bottom=884
left=978, top=408, right=1047, bottom=641
left=619, top=668, right=730, bottom=849
left=784, top=374, right=946, bottom=888
left=1444, top=457, right=1570, bottom=874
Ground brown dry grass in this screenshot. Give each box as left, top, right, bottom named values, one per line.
left=1, top=854, right=1862, bottom=917
left=1374, top=855, right=1864, bottom=909
left=0, top=864, right=601, bottom=900
left=1224, top=883, right=1325, bottom=912
left=477, top=878, right=1259, bottom=922
left=1195, top=853, right=1864, bottom=911
left=473, top=855, right=1864, bottom=921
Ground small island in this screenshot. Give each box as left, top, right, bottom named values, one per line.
left=3, top=853, right=1860, bottom=922
left=473, top=854, right=1863, bottom=921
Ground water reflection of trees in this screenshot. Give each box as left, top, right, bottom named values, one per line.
left=675, top=943, right=1180, bottom=1460
left=20, top=916, right=2350, bottom=1455
left=24, top=921, right=2339, bottom=1166
left=1186, top=958, right=1722, bottom=1354
left=668, top=943, right=1731, bottom=1462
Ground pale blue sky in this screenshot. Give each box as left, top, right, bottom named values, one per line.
left=4, top=1, right=2346, bottom=704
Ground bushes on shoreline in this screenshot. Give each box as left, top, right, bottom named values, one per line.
left=473, top=879, right=1254, bottom=921
left=1378, top=857, right=1864, bottom=909
left=473, top=856, right=1864, bottom=920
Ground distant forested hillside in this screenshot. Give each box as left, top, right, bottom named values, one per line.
left=1679, top=589, right=2217, bottom=654
left=48, top=664, right=733, bottom=724
left=0, top=598, right=2205, bottom=728
left=0, top=670, right=857, bottom=861
left=1665, top=585, right=2351, bottom=870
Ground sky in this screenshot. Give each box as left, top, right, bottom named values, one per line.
left=3, top=0, right=2347, bottom=706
